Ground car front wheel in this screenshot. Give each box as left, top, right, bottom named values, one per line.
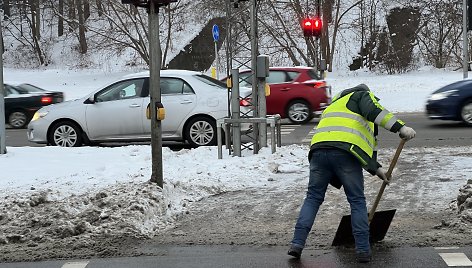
left=8, top=111, right=28, bottom=129
left=460, top=100, right=472, bottom=126
left=185, top=117, right=217, bottom=147
left=287, top=100, right=312, bottom=124
left=48, top=121, right=83, bottom=147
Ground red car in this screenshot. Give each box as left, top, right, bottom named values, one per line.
left=236, top=66, right=331, bottom=124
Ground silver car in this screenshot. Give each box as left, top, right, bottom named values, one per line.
left=27, top=70, right=233, bottom=147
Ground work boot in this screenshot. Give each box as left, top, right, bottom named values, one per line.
left=287, top=245, right=303, bottom=259
left=356, top=251, right=372, bottom=263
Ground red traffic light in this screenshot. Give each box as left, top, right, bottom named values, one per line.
left=302, top=18, right=313, bottom=37
left=301, top=17, right=323, bottom=37
left=303, top=19, right=312, bottom=27
left=313, top=18, right=322, bottom=30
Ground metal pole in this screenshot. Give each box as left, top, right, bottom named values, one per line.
left=149, top=1, right=163, bottom=187
left=217, top=119, right=223, bottom=159
left=231, top=69, right=241, bottom=157
left=225, top=0, right=233, bottom=120
left=214, top=41, right=219, bottom=79
left=250, top=0, right=259, bottom=153
left=464, top=0, right=469, bottom=79
left=258, top=77, right=267, bottom=147
left=0, top=17, right=6, bottom=154
left=225, top=0, right=233, bottom=77
left=224, top=0, right=233, bottom=156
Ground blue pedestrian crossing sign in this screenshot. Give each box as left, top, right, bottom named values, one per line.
left=212, top=24, right=219, bottom=42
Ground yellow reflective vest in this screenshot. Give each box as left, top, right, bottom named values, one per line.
left=311, top=92, right=376, bottom=166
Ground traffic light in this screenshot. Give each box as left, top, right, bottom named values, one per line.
left=313, top=17, right=322, bottom=37
left=302, top=18, right=313, bottom=37
left=301, top=17, right=323, bottom=37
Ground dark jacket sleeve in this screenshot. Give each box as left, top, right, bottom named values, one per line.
left=355, top=91, right=405, bottom=133
left=348, top=90, right=404, bottom=175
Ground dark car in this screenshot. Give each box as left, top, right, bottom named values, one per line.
left=3, top=83, right=64, bottom=128
left=231, top=66, right=331, bottom=124
left=425, top=80, right=472, bottom=126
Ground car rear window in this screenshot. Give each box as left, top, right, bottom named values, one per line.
left=195, top=74, right=226, bottom=88
left=286, top=71, right=300, bottom=81
left=307, top=69, right=321, bottom=80
left=161, top=78, right=194, bottom=94
left=267, top=71, right=287, bottom=84
left=17, top=84, right=45, bottom=93
left=4, top=84, right=25, bottom=95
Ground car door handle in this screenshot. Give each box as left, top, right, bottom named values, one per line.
left=281, top=88, right=291, bottom=91
left=180, top=100, right=193, bottom=104
left=129, top=104, right=141, bottom=108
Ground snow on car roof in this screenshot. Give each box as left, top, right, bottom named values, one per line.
left=122, top=69, right=203, bottom=79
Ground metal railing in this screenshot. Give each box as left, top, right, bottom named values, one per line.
left=217, top=115, right=281, bottom=159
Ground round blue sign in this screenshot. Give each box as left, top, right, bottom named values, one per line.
left=212, top=24, right=219, bottom=42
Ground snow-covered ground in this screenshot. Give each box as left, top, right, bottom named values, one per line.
left=1, top=67, right=471, bottom=254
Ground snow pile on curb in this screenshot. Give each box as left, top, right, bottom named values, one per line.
left=457, top=179, right=472, bottom=224
left=0, top=145, right=308, bottom=246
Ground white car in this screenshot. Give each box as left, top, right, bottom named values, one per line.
left=27, top=70, right=236, bottom=147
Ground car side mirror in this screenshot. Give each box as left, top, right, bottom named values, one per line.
left=84, top=95, right=96, bottom=104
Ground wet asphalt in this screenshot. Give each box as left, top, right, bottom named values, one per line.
left=1, top=245, right=471, bottom=267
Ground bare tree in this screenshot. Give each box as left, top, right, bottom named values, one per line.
left=58, top=0, right=64, bottom=36
left=416, top=0, right=462, bottom=68
left=96, top=0, right=103, bottom=16
left=3, top=0, right=46, bottom=65
left=258, top=0, right=305, bottom=66
left=76, top=0, right=87, bottom=54
left=327, top=0, right=362, bottom=72
left=2, top=0, right=11, bottom=18
left=68, top=0, right=76, bottom=32
left=78, top=1, right=188, bottom=66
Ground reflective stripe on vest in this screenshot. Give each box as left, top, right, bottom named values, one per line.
left=311, top=92, right=375, bottom=159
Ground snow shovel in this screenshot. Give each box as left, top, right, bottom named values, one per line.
left=331, top=139, right=406, bottom=246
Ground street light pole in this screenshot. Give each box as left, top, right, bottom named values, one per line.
left=121, top=0, right=176, bottom=187
left=463, top=0, right=469, bottom=79
left=0, top=17, right=6, bottom=154
left=148, top=0, right=163, bottom=187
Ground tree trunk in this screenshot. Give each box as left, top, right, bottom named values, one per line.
left=58, top=0, right=64, bottom=36
left=96, top=0, right=103, bottom=16
left=84, top=0, right=90, bottom=20
left=2, top=0, right=11, bottom=19
left=28, top=0, right=45, bottom=65
left=68, top=0, right=76, bottom=32
left=328, top=0, right=341, bottom=72
left=360, top=0, right=365, bottom=68
left=328, top=0, right=362, bottom=72
left=35, top=0, right=40, bottom=38
left=76, top=0, right=87, bottom=53
left=321, top=0, right=333, bottom=67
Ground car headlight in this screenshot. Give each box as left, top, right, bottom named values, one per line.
left=31, top=111, right=49, bottom=121
left=429, top=89, right=459, bottom=101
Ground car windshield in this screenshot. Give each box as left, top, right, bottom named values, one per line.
left=194, top=74, right=226, bottom=89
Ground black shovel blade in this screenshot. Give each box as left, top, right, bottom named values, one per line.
left=331, top=209, right=396, bottom=246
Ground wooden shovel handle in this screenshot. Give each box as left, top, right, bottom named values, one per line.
left=368, top=139, right=406, bottom=223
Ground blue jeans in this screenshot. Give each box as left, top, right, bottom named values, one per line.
left=291, top=148, right=370, bottom=254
